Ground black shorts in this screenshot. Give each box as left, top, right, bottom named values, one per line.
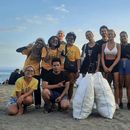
left=105, top=59, right=119, bottom=73
left=50, top=90, right=68, bottom=104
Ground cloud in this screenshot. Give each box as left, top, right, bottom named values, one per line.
left=0, top=26, right=26, bottom=32
left=54, top=4, right=69, bottom=13
left=26, top=18, right=42, bottom=24
left=16, top=16, right=43, bottom=25
left=16, top=15, right=59, bottom=25
left=15, top=17, right=22, bottom=21
left=45, top=15, right=59, bottom=24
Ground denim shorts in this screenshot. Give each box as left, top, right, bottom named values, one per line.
left=7, top=97, right=17, bottom=106
left=119, top=59, right=130, bottom=75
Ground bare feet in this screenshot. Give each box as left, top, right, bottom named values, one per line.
left=17, top=107, right=24, bottom=115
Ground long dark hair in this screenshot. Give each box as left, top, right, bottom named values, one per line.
left=48, top=36, right=60, bottom=48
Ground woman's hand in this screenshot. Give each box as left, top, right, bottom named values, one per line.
left=108, top=66, right=113, bottom=73
left=103, top=66, right=109, bottom=73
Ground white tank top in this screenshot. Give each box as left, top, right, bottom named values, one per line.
left=104, top=42, right=118, bottom=55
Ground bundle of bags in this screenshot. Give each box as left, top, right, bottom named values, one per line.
left=73, top=72, right=116, bottom=119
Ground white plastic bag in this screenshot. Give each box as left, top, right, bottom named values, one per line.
left=93, top=72, right=116, bottom=119
left=75, top=73, right=83, bottom=86
left=73, top=73, right=94, bottom=119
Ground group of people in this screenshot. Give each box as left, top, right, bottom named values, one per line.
left=7, top=25, right=130, bottom=116
left=8, top=69, right=24, bottom=85
left=1, top=69, right=23, bottom=85
left=81, top=26, right=130, bottom=110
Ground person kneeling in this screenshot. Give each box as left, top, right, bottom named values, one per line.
left=7, top=66, right=38, bottom=115
left=42, top=57, right=70, bottom=112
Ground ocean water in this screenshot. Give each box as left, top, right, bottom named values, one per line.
left=0, top=68, right=14, bottom=84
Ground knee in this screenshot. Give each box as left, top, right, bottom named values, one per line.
left=119, top=81, right=124, bottom=88
left=42, top=89, right=50, bottom=99
left=113, top=82, right=119, bottom=89
left=23, top=96, right=33, bottom=105
left=7, top=105, right=18, bottom=115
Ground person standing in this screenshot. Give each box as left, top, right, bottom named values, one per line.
left=57, top=30, right=66, bottom=67
left=41, top=36, right=64, bottom=80
left=57, top=30, right=66, bottom=47
left=64, top=32, right=80, bottom=100
left=80, top=31, right=100, bottom=75
left=16, top=38, right=46, bottom=109
left=101, top=29, right=121, bottom=109
left=96, top=26, right=115, bottom=83
left=119, top=31, right=130, bottom=109
left=97, top=25, right=109, bottom=54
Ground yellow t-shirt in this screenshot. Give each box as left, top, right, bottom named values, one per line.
left=58, top=43, right=66, bottom=68
left=22, top=48, right=40, bottom=75
left=66, top=44, right=80, bottom=61
left=59, top=41, right=66, bottom=51
left=11, top=77, right=38, bottom=97
left=41, top=47, right=64, bottom=70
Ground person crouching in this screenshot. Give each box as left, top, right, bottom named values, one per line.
left=7, top=66, right=38, bottom=115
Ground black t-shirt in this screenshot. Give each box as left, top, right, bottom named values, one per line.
left=82, top=43, right=87, bottom=52
left=80, top=43, right=99, bottom=73
left=8, top=72, right=21, bottom=85
left=121, top=43, right=130, bottom=59
left=44, top=71, right=69, bottom=94
left=96, top=39, right=108, bottom=54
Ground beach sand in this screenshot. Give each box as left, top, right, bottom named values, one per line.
left=0, top=85, right=130, bottom=130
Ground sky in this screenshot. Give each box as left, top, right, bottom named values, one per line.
left=0, top=0, right=130, bottom=69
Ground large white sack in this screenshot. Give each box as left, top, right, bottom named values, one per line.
left=75, top=73, right=83, bottom=86
left=93, top=72, right=116, bottom=119
left=73, top=73, right=94, bottom=119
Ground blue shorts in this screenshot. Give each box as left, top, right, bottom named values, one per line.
left=119, top=59, right=130, bottom=75
left=50, top=91, right=68, bottom=104
left=7, top=97, right=17, bottom=106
